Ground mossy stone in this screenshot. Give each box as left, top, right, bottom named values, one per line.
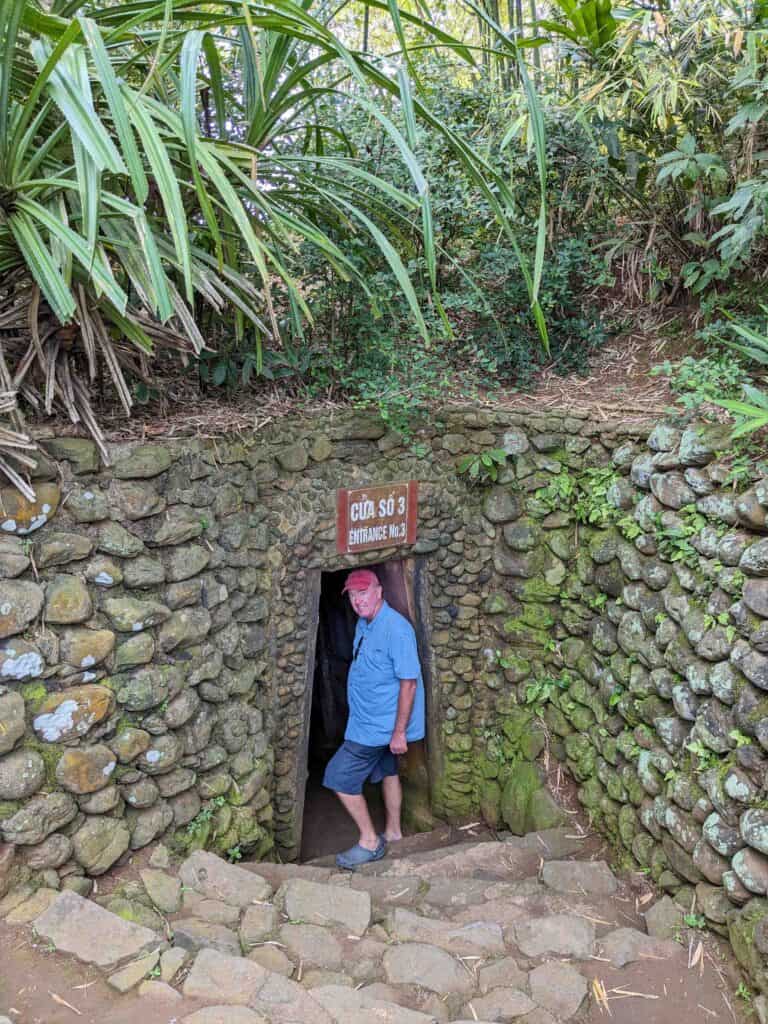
left=114, top=633, right=155, bottom=670
left=517, top=576, right=561, bottom=603
left=41, top=437, right=99, bottom=474
left=479, top=779, right=502, bottom=828
left=728, top=899, right=768, bottom=992
left=0, top=483, right=61, bottom=536
left=45, top=575, right=92, bottom=624
left=98, top=522, right=144, bottom=558
left=114, top=445, right=172, bottom=480
left=529, top=787, right=567, bottom=831
left=501, top=618, right=549, bottom=647
left=500, top=762, right=545, bottom=836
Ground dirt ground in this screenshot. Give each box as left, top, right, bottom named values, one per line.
left=0, top=797, right=755, bottom=1024
left=0, top=857, right=753, bottom=1024
left=34, top=314, right=703, bottom=451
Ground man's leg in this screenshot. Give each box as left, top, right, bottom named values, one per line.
left=382, top=773, right=403, bottom=841
left=334, top=791, right=380, bottom=851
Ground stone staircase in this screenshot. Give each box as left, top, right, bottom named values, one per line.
left=0, top=827, right=749, bottom=1023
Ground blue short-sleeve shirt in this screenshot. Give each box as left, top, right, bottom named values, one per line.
left=345, top=601, right=425, bottom=746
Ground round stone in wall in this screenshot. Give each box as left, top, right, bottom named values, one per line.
left=0, top=638, right=44, bottom=683
left=0, top=536, right=30, bottom=578
left=110, top=727, right=151, bottom=763
left=741, top=538, right=768, bottom=576
left=0, top=692, right=25, bottom=754
left=737, top=489, right=768, bottom=531
left=0, top=483, right=60, bottom=535
left=122, top=776, right=160, bottom=809
left=112, top=481, right=166, bottom=521
left=103, top=596, right=171, bottom=632
left=66, top=486, right=108, bottom=524
left=741, top=809, right=768, bottom=856
left=136, top=733, right=183, bottom=775
left=97, top=522, right=144, bottom=558
left=0, top=748, right=46, bottom=800
left=501, top=427, right=529, bottom=455
left=33, top=686, right=115, bottom=744
left=647, top=425, right=681, bottom=452
left=744, top=579, right=768, bottom=618
left=736, top=648, right=768, bottom=691
left=114, top=633, right=155, bottom=670
left=35, top=532, right=93, bottom=569
left=55, top=744, right=117, bottom=794
left=84, top=555, right=123, bottom=588
left=631, top=453, right=655, bottom=490
left=23, top=832, right=73, bottom=870
left=79, top=784, right=120, bottom=815
left=1, top=792, right=77, bottom=846
left=72, top=817, right=130, bottom=875
left=44, top=575, right=92, bottom=624
left=692, top=837, right=730, bottom=886
left=650, top=472, right=696, bottom=510
left=127, top=801, right=173, bottom=850
left=113, top=445, right=172, bottom=480
left=0, top=580, right=44, bottom=640
left=59, top=628, right=115, bottom=670
left=166, top=545, right=211, bottom=583
left=732, top=847, right=768, bottom=896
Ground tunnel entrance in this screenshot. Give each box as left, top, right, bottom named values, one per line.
left=299, top=558, right=433, bottom=861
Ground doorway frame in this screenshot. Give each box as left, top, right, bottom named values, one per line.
left=293, top=555, right=436, bottom=860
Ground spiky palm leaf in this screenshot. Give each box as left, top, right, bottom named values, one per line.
left=0, top=0, right=544, bottom=493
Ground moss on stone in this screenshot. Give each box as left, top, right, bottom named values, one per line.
left=618, top=803, right=638, bottom=849
left=500, top=762, right=543, bottom=835
left=728, top=900, right=768, bottom=990
left=569, top=705, right=595, bottom=732
left=23, top=737, right=63, bottom=786
left=478, top=779, right=502, bottom=828
left=21, top=682, right=47, bottom=712
left=518, top=603, right=556, bottom=630
left=501, top=618, right=550, bottom=647
left=517, top=576, right=561, bottom=603
left=497, top=652, right=531, bottom=684
left=0, top=800, right=21, bottom=820
left=500, top=706, right=533, bottom=744
left=484, top=593, right=510, bottom=615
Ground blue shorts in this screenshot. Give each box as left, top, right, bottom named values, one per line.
left=323, top=740, right=398, bottom=795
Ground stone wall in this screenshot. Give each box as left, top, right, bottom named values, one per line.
left=2, top=407, right=768, bottom=989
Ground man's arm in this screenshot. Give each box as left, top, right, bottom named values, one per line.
left=390, top=679, right=417, bottom=754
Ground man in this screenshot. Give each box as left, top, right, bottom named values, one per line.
left=323, top=568, right=425, bottom=869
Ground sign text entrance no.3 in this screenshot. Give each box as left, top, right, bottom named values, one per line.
left=336, top=481, right=418, bottom=554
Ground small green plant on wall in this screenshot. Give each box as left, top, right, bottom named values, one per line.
left=572, top=467, right=621, bottom=525
left=456, top=448, right=508, bottom=485
left=653, top=504, right=709, bottom=568
left=524, top=673, right=571, bottom=714
left=685, top=739, right=720, bottom=773
left=534, top=465, right=635, bottom=530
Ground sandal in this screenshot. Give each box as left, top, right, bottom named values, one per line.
left=335, top=836, right=387, bottom=870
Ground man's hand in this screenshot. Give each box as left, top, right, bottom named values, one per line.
left=389, top=729, right=408, bottom=755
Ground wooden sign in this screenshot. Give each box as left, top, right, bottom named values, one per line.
left=336, top=481, right=418, bottom=554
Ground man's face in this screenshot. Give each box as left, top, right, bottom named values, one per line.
left=348, top=581, right=383, bottom=622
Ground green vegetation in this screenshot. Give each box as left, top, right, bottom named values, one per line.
left=185, top=795, right=227, bottom=840
left=524, top=673, right=571, bottom=714
left=3, top=0, right=768, bottom=472
left=457, top=448, right=508, bottom=486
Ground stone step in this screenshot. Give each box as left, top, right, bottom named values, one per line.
left=32, top=889, right=163, bottom=968
left=179, top=850, right=272, bottom=907
left=353, top=827, right=587, bottom=881
left=4, top=842, right=707, bottom=1024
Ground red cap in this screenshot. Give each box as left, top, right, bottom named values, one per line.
left=342, top=569, right=380, bottom=593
